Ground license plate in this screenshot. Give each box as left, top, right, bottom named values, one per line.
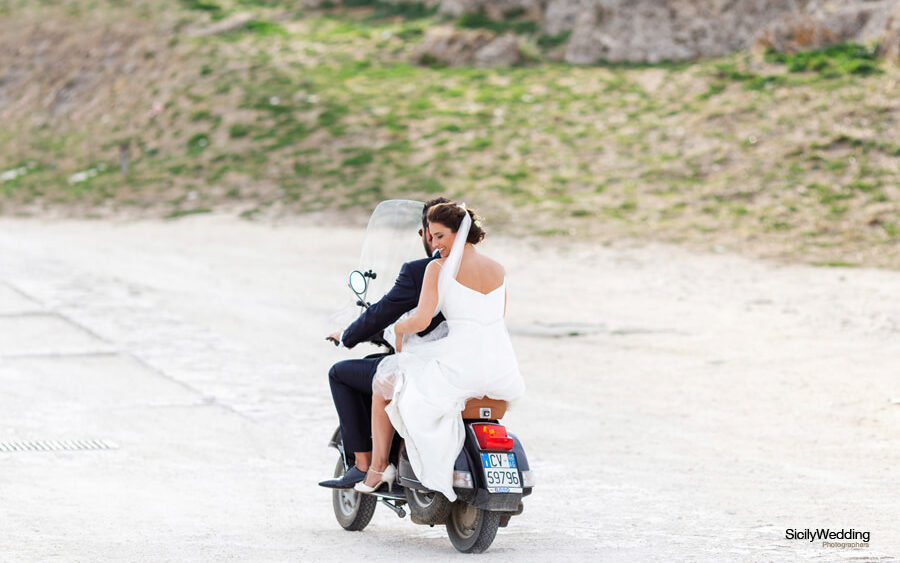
left=480, top=452, right=523, bottom=493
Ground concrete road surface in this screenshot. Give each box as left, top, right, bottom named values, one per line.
left=1, top=216, right=898, bottom=562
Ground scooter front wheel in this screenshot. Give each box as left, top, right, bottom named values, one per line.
left=445, top=501, right=500, bottom=553
left=332, top=458, right=377, bottom=531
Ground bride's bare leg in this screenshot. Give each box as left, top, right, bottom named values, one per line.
left=363, top=394, right=395, bottom=488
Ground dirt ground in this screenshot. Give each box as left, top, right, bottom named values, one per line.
left=0, top=214, right=898, bottom=561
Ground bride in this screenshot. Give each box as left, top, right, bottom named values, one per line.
left=354, top=202, right=525, bottom=501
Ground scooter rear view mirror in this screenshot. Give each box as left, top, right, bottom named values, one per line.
left=348, top=270, right=368, bottom=296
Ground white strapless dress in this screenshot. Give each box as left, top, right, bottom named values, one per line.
left=372, top=277, right=525, bottom=501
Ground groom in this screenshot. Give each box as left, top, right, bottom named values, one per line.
left=319, top=197, right=450, bottom=489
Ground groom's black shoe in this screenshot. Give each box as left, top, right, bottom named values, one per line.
left=318, top=466, right=367, bottom=489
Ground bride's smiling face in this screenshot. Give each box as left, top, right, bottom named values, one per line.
left=428, top=221, right=456, bottom=258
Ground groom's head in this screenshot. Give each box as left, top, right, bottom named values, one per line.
left=421, top=197, right=452, bottom=256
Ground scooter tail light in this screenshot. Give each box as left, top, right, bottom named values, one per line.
left=471, top=423, right=514, bottom=451
left=486, top=436, right=514, bottom=450
left=453, top=470, right=474, bottom=489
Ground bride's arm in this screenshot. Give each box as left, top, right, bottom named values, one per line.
left=395, top=261, right=440, bottom=338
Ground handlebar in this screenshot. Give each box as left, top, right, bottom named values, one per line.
left=325, top=332, right=394, bottom=354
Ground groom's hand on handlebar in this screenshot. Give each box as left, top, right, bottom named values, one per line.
left=326, top=330, right=342, bottom=346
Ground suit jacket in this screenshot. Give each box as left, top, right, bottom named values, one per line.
left=341, top=256, right=446, bottom=349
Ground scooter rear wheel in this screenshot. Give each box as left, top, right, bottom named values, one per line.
left=332, top=458, right=377, bottom=531
left=445, top=501, right=500, bottom=553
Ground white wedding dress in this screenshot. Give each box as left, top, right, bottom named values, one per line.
left=372, top=209, right=525, bottom=501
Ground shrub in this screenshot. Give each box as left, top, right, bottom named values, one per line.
left=180, top=0, right=221, bottom=13
left=372, top=1, right=437, bottom=20
left=536, top=31, right=570, bottom=49
left=342, top=150, right=374, bottom=166
left=243, top=20, right=289, bottom=36
left=765, top=43, right=881, bottom=77
left=457, top=10, right=538, bottom=34
left=229, top=124, right=252, bottom=138
left=187, top=133, right=211, bottom=155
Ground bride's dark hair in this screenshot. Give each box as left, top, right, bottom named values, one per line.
left=427, top=203, right=485, bottom=244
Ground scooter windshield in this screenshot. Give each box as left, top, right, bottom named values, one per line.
left=329, top=199, right=426, bottom=330
left=358, top=199, right=428, bottom=303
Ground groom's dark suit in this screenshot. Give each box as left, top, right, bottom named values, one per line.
left=329, top=255, right=444, bottom=453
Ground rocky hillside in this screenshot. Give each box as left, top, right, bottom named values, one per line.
left=379, top=0, right=900, bottom=64
left=1, top=0, right=898, bottom=268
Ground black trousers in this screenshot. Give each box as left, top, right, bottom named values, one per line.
left=328, top=356, right=383, bottom=453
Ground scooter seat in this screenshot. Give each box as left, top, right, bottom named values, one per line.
left=461, top=397, right=507, bottom=420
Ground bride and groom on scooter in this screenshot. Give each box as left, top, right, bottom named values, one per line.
left=321, top=197, right=525, bottom=502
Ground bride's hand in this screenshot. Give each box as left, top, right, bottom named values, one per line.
left=394, top=328, right=403, bottom=353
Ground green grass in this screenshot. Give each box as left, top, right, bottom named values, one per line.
left=186, top=133, right=211, bottom=155
left=536, top=31, right=570, bottom=49
left=765, top=43, right=881, bottom=77
left=812, top=260, right=860, bottom=268
left=180, top=0, right=222, bottom=14
left=457, top=10, right=539, bottom=35
left=712, top=62, right=786, bottom=91
left=166, top=207, right=213, bottom=219
left=341, top=150, right=374, bottom=166
left=229, top=123, right=252, bottom=138
left=463, top=137, right=493, bottom=151
left=371, top=1, right=437, bottom=20
left=317, top=104, right=350, bottom=127
left=242, top=20, right=289, bottom=37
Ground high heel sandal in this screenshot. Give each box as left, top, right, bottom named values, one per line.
left=353, top=464, right=397, bottom=494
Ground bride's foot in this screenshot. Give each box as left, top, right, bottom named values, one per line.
left=362, top=466, right=385, bottom=489
left=354, top=464, right=396, bottom=494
